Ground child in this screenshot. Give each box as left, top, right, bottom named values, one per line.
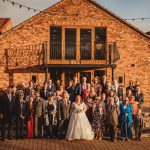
left=134, top=109, right=143, bottom=141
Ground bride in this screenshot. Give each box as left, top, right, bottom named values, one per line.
left=66, top=95, right=94, bottom=140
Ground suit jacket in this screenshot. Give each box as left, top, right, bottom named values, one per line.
left=40, top=88, right=49, bottom=100
left=15, top=99, right=26, bottom=118
left=47, top=84, right=56, bottom=93
left=34, top=97, right=45, bottom=118
left=70, top=83, right=82, bottom=102
left=106, top=104, right=120, bottom=126
left=0, top=93, right=15, bottom=120
left=57, top=99, right=71, bottom=120
left=120, top=103, right=133, bottom=123
left=134, top=92, right=144, bottom=106
left=100, top=81, right=107, bottom=93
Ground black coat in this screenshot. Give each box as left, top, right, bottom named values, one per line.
left=134, top=92, right=144, bottom=108
left=40, top=88, right=49, bottom=100
left=15, top=99, right=26, bottom=118
left=0, top=93, right=15, bottom=120
left=26, top=101, right=34, bottom=121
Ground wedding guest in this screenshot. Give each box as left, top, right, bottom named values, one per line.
left=47, top=96, right=57, bottom=139
left=15, top=91, right=26, bottom=139
left=34, top=91, right=45, bottom=138
left=111, top=79, right=119, bottom=94
left=47, top=79, right=56, bottom=94
left=92, top=77, right=100, bottom=95
left=100, top=75, right=107, bottom=93
left=81, top=77, right=88, bottom=101
left=26, top=96, right=34, bottom=139
left=134, top=109, right=143, bottom=141
left=70, top=77, right=82, bottom=102
left=107, top=90, right=119, bottom=106
left=40, top=82, right=49, bottom=101
left=134, top=85, right=144, bottom=109
left=58, top=86, right=64, bottom=97
left=0, top=85, right=15, bottom=141
left=126, top=80, right=134, bottom=93
left=129, top=96, right=138, bottom=122
left=120, top=97, right=133, bottom=141
left=66, top=80, right=73, bottom=98
left=25, top=80, right=34, bottom=98
left=93, top=96, right=106, bottom=140
left=106, top=97, right=120, bottom=142
left=59, top=91, right=71, bottom=139
left=86, top=86, right=97, bottom=123
left=56, top=80, right=61, bottom=91
left=26, top=89, right=35, bottom=102
left=126, top=89, right=133, bottom=100
left=118, top=85, right=123, bottom=98
left=66, top=95, right=94, bottom=140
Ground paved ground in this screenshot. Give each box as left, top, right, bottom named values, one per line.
left=0, top=138, right=150, bottom=150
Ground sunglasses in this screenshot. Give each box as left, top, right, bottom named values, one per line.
left=19, top=95, right=24, bottom=97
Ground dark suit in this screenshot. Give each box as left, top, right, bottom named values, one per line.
left=0, top=93, right=15, bottom=139
left=134, top=92, right=144, bottom=109
left=70, top=83, right=82, bottom=102
left=40, top=88, right=49, bottom=101
left=47, top=84, right=56, bottom=94
left=15, top=99, right=26, bottom=138
left=100, top=81, right=107, bottom=93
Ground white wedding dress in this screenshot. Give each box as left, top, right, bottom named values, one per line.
left=66, top=102, right=94, bottom=140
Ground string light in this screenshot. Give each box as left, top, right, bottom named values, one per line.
left=1, top=0, right=150, bottom=22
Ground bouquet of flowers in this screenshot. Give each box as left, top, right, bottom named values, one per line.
left=76, top=109, right=83, bottom=113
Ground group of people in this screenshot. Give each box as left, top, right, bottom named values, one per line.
left=0, top=75, right=144, bottom=142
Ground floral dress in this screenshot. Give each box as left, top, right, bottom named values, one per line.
left=93, top=103, right=105, bottom=132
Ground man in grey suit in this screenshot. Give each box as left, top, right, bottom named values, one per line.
left=106, top=97, right=120, bottom=142
left=34, top=91, right=45, bottom=138
left=58, top=91, right=71, bottom=139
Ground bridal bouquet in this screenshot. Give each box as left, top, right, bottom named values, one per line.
left=76, top=109, right=83, bottom=113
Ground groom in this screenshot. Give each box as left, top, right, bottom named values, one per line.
left=57, top=91, right=71, bottom=139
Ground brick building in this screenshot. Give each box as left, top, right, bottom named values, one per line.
left=0, top=0, right=150, bottom=106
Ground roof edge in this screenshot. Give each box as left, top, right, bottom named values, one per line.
left=89, top=0, right=150, bottom=40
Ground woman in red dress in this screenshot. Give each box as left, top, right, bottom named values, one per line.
left=26, top=96, right=34, bottom=138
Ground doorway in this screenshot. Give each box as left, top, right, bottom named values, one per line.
left=94, top=70, right=106, bottom=80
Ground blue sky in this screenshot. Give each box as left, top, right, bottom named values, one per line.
left=0, top=0, right=150, bottom=32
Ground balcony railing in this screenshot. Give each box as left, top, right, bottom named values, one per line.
left=65, top=42, right=76, bottom=60
left=50, top=41, right=106, bottom=60
left=50, top=41, right=62, bottom=59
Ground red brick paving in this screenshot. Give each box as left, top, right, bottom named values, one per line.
left=0, top=138, right=150, bottom=150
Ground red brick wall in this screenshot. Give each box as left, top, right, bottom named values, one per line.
left=0, top=0, right=149, bottom=105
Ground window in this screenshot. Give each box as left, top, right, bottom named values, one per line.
left=80, top=29, right=91, bottom=60
left=31, top=75, right=37, bottom=84
left=95, top=27, right=106, bottom=60
left=65, top=28, right=76, bottom=59
left=117, top=74, right=125, bottom=85
left=50, top=26, right=62, bottom=59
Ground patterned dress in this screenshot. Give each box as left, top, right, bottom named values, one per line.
left=93, top=103, right=105, bottom=132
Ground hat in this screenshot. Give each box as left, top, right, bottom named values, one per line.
left=17, top=90, right=24, bottom=95
left=124, top=97, right=129, bottom=101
